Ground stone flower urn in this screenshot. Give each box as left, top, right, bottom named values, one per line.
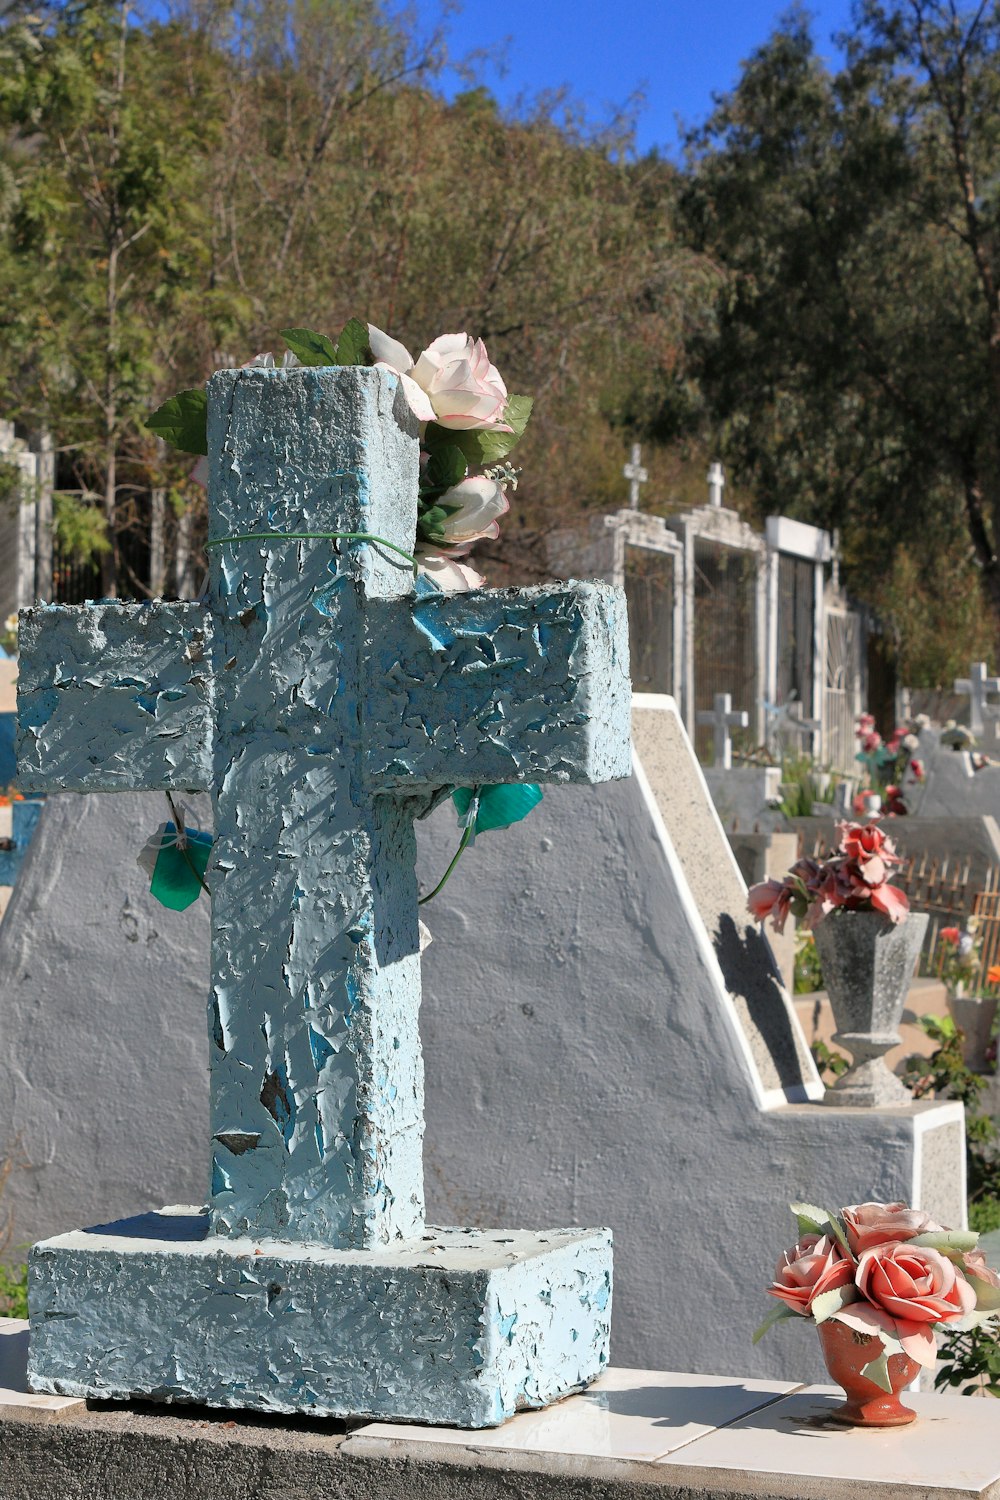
left=813, top=909, right=928, bottom=1107
left=946, top=989, right=999, bottom=1073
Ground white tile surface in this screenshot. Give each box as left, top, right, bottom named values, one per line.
left=660, top=1383, right=1000, bottom=1493
left=0, top=1319, right=84, bottom=1421
left=349, top=1368, right=800, bottom=1462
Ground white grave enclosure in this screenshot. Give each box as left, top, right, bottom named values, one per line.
left=550, top=470, right=864, bottom=776
left=0, top=696, right=965, bottom=1384
left=417, top=697, right=966, bottom=1380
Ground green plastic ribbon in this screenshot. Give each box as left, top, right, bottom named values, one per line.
left=149, top=823, right=213, bottom=911
left=420, top=784, right=542, bottom=906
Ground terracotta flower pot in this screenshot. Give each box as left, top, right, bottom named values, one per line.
left=817, top=1319, right=919, bottom=1427
left=812, top=909, right=928, bottom=1106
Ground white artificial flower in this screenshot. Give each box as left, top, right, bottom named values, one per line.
left=415, top=549, right=485, bottom=593
left=368, top=324, right=436, bottom=422
left=428, top=475, right=509, bottom=554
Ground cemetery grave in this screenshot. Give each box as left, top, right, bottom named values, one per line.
left=0, top=368, right=995, bottom=1495
left=12, top=363, right=632, bottom=1426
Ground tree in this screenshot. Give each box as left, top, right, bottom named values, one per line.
left=679, top=2, right=1000, bottom=678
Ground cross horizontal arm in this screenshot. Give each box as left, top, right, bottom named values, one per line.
left=17, top=603, right=213, bottom=793
left=365, top=581, right=631, bottom=791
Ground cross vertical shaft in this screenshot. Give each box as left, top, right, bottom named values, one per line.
left=206, top=369, right=424, bottom=1248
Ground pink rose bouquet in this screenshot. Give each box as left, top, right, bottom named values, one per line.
left=757, top=1200, right=1000, bottom=1390
left=746, top=820, right=909, bottom=933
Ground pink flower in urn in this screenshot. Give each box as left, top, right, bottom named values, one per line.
left=837, top=821, right=899, bottom=886
left=909, top=758, right=924, bottom=781
left=856, top=1242, right=976, bottom=1326
left=842, top=1202, right=944, bottom=1255
left=746, top=878, right=793, bottom=933
left=768, top=1234, right=855, bottom=1317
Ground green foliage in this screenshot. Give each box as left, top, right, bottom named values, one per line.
left=0, top=1262, right=27, bottom=1320
left=0, top=459, right=22, bottom=511
left=679, top=2, right=1000, bottom=659
left=794, top=930, right=824, bottom=994
left=810, top=1039, right=849, bottom=1082
left=52, top=492, right=110, bottom=564
left=936, top=1323, right=1000, bottom=1398
left=903, top=1013, right=1000, bottom=1236
left=778, top=755, right=838, bottom=819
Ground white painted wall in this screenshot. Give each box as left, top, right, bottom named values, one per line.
left=0, top=704, right=964, bottom=1383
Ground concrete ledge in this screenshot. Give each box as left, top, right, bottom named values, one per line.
left=3, top=1330, right=1000, bottom=1500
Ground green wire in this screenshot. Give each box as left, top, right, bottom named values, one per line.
left=419, top=820, right=476, bottom=906
left=205, top=530, right=419, bottom=575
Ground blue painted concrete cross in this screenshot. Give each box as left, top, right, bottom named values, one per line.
left=18, top=366, right=630, bottom=1255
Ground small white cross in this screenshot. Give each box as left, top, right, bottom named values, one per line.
left=697, top=692, right=749, bottom=769
left=623, top=442, right=648, bottom=511
left=954, top=660, right=1000, bottom=736
left=707, top=461, right=725, bottom=508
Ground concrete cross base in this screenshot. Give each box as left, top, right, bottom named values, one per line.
left=27, top=1207, right=612, bottom=1428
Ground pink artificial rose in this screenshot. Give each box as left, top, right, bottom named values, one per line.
left=961, top=1249, right=1000, bottom=1293
left=747, top=878, right=792, bottom=932
left=428, top=475, right=510, bottom=554
left=910, top=757, right=924, bottom=780
left=837, top=821, right=898, bottom=885
left=843, top=1201, right=943, bottom=1254
left=410, top=333, right=511, bottom=431
left=768, top=1234, right=854, bottom=1316
left=415, top=550, right=485, bottom=593
left=856, top=1242, right=976, bottom=1326
left=868, top=880, right=910, bottom=923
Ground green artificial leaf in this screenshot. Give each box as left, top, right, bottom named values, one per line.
left=149, top=825, right=212, bottom=911
left=424, top=394, right=533, bottom=467
left=789, top=1202, right=832, bottom=1237
left=424, top=443, right=469, bottom=493
left=334, top=318, right=371, bottom=366
left=146, top=388, right=208, bottom=455
left=911, top=1230, right=980, bottom=1253
left=281, top=327, right=338, bottom=366
left=810, top=1285, right=859, bottom=1325
left=967, top=1277, right=1000, bottom=1312
left=452, top=784, right=543, bottom=834
left=860, top=1347, right=894, bottom=1394
left=825, top=1213, right=854, bottom=1259
left=752, top=1301, right=800, bottom=1344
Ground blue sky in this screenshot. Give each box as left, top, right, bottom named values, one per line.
left=436, top=1, right=856, bottom=157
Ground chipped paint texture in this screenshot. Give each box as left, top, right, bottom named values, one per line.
left=16, top=602, right=213, bottom=793
left=28, top=1210, right=612, bottom=1427
left=17, top=366, right=629, bottom=1422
